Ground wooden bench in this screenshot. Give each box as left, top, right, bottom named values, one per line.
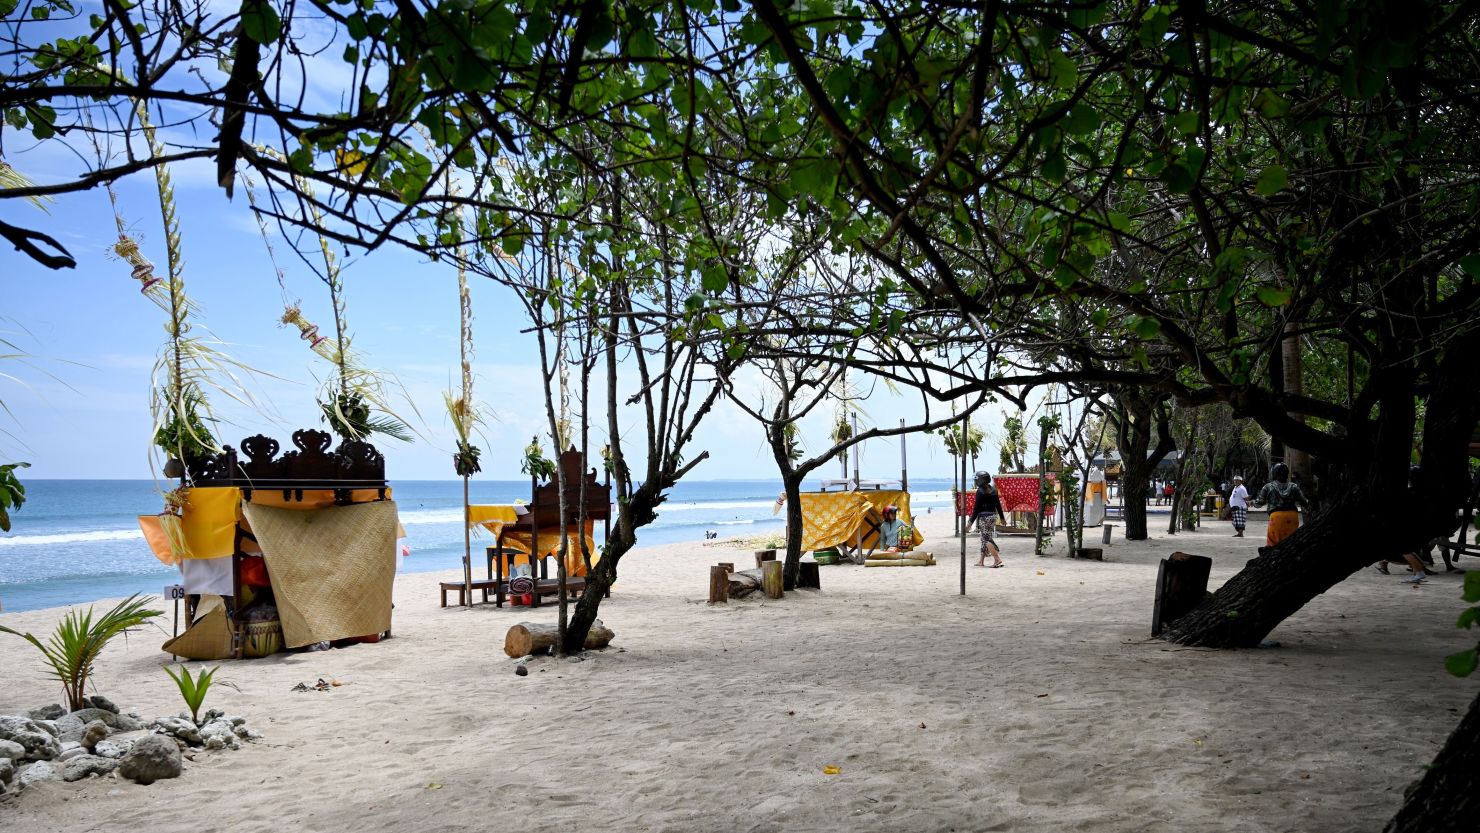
left=439, top=579, right=501, bottom=607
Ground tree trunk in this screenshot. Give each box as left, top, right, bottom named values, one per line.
left=1115, top=393, right=1175, bottom=540
left=1281, top=331, right=1311, bottom=482
left=1382, top=691, right=1480, bottom=833
left=1162, top=327, right=1480, bottom=647
left=780, top=471, right=804, bottom=589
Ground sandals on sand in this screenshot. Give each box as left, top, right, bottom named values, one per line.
left=990, top=563, right=1005, bottom=568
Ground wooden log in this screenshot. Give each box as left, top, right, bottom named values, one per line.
left=1152, top=552, right=1212, bottom=637
left=754, top=549, right=778, bottom=570
left=728, top=568, right=763, bottom=598
left=708, top=565, right=729, bottom=604
left=718, top=562, right=735, bottom=574
left=761, top=560, right=784, bottom=599
left=797, top=561, right=821, bottom=590
left=1076, top=547, right=1104, bottom=561
left=504, top=619, right=615, bottom=658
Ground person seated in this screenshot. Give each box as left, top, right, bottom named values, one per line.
left=878, top=505, right=908, bottom=553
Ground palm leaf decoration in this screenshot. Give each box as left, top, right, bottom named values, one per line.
left=0, top=594, right=161, bottom=711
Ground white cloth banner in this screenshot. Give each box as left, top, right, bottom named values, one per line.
left=179, top=555, right=234, bottom=596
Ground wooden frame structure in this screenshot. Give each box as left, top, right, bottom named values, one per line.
left=188, top=428, right=391, bottom=657
left=490, top=447, right=611, bottom=608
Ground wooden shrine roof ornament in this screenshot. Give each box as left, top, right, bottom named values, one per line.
left=188, top=429, right=387, bottom=502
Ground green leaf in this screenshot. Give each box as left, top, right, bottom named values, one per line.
left=343, top=45, right=359, bottom=64
left=1254, top=165, right=1288, bottom=196
left=1130, top=316, right=1160, bottom=340
left=31, top=5, right=49, bottom=19
left=1457, top=607, right=1479, bottom=630
left=241, top=1, right=282, bottom=45
left=1459, top=255, right=1480, bottom=279
left=1463, top=570, right=1480, bottom=603
left=1255, top=286, right=1291, bottom=307
left=1444, top=647, right=1478, bottom=678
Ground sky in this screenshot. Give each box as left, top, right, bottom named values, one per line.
left=0, top=153, right=1045, bottom=482
left=0, top=7, right=1042, bottom=482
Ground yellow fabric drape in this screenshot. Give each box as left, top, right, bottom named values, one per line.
left=468, top=504, right=597, bottom=577
left=136, top=486, right=238, bottom=564
left=799, top=490, right=925, bottom=552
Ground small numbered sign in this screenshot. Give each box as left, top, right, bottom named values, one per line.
left=164, top=584, right=186, bottom=600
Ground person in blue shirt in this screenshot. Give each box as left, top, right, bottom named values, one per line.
left=879, top=504, right=908, bottom=552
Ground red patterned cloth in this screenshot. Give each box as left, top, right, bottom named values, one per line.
left=955, top=476, right=1052, bottom=516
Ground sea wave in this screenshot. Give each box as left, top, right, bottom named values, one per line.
left=0, top=528, right=145, bottom=547
left=715, top=519, right=754, bottom=526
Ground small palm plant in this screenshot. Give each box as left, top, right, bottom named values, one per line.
left=0, top=594, right=161, bottom=711
left=164, top=664, right=219, bottom=725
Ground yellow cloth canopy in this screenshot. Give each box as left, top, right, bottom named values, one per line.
left=140, top=487, right=399, bottom=565
left=799, top=490, right=925, bottom=552
left=468, top=504, right=597, bottom=578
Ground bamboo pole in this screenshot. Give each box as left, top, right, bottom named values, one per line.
left=900, top=418, right=909, bottom=492
left=462, top=474, right=472, bottom=606
left=960, top=413, right=968, bottom=595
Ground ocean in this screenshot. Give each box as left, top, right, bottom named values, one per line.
left=0, top=478, right=959, bottom=613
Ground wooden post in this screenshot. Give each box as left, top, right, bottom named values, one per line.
left=709, top=565, right=729, bottom=604
left=754, top=549, right=777, bottom=570
left=718, top=562, right=735, bottom=574
left=1152, top=552, right=1213, bottom=636
left=1102, top=524, right=1114, bottom=545
left=762, top=560, right=784, bottom=599
left=797, top=561, right=821, bottom=590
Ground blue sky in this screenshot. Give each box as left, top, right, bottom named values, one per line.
left=0, top=153, right=1035, bottom=481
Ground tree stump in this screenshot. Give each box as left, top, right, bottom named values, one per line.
left=761, top=560, right=784, bottom=599
left=718, top=562, right=735, bottom=574
left=797, top=561, right=821, bottom=590
left=728, top=568, right=764, bottom=598
left=1152, top=552, right=1212, bottom=637
left=504, top=619, right=615, bottom=658
left=754, top=549, right=778, bottom=570
left=1076, top=547, right=1104, bottom=561
left=708, top=565, right=729, bottom=604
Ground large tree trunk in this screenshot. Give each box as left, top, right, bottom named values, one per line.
left=1162, top=327, right=1480, bottom=647
left=1382, top=690, right=1480, bottom=833
left=1114, top=392, right=1174, bottom=540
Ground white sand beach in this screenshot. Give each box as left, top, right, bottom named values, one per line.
left=1, top=510, right=1473, bottom=832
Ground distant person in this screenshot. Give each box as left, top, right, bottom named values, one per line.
left=1162, top=481, right=1175, bottom=506
left=879, top=505, right=907, bottom=552
left=1254, top=463, right=1308, bottom=546
left=1228, top=475, right=1249, bottom=538
left=968, top=472, right=1007, bottom=567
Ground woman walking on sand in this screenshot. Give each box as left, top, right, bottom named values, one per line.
left=1254, top=463, right=1308, bottom=546
left=969, top=472, right=1008, bottom=567
left=1228, top=475, right=1249, bottom=537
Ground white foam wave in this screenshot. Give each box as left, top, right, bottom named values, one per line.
left=715, top=519, right=754, bottom=526
left=661, top=499, right=777, bottom=512
left=0, top=529, right=145, bottom=547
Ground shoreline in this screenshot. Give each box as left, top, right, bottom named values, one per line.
left=2, top=509, right=1473, bottom=831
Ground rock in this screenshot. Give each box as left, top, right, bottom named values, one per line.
left=58, top=748, right=89, bottom=762
left=62, top=754, right=117, bottom=782
left=93, top=739, right=132, bottom=759
left=151, top=716, right=202, bottom=746
left=56, top=708, right=144, bottom=742
left=116, top=735, right=182, bottom=785
left=199, top=719, right=241, bottom=751
left=84, top=695, right=119, bottom=714
left=0, top=715, right=63, bottom=761
left=34, top=719, right=59, bottom=738
left=16, top=761, right=59, bottom=788
left=0, top=757, right=14, bottom=785
left=27, top=704, right=65, bottom=721
left=81, top=720, right=110, bottom=751
left=0, top=738, right=25, bottom=762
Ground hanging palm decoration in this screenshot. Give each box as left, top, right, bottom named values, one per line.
left=105, top=97, right=258, bottom=478
left=445, top=235, right=482, bottom=475
left=243, top=149, right=414, bottom=444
